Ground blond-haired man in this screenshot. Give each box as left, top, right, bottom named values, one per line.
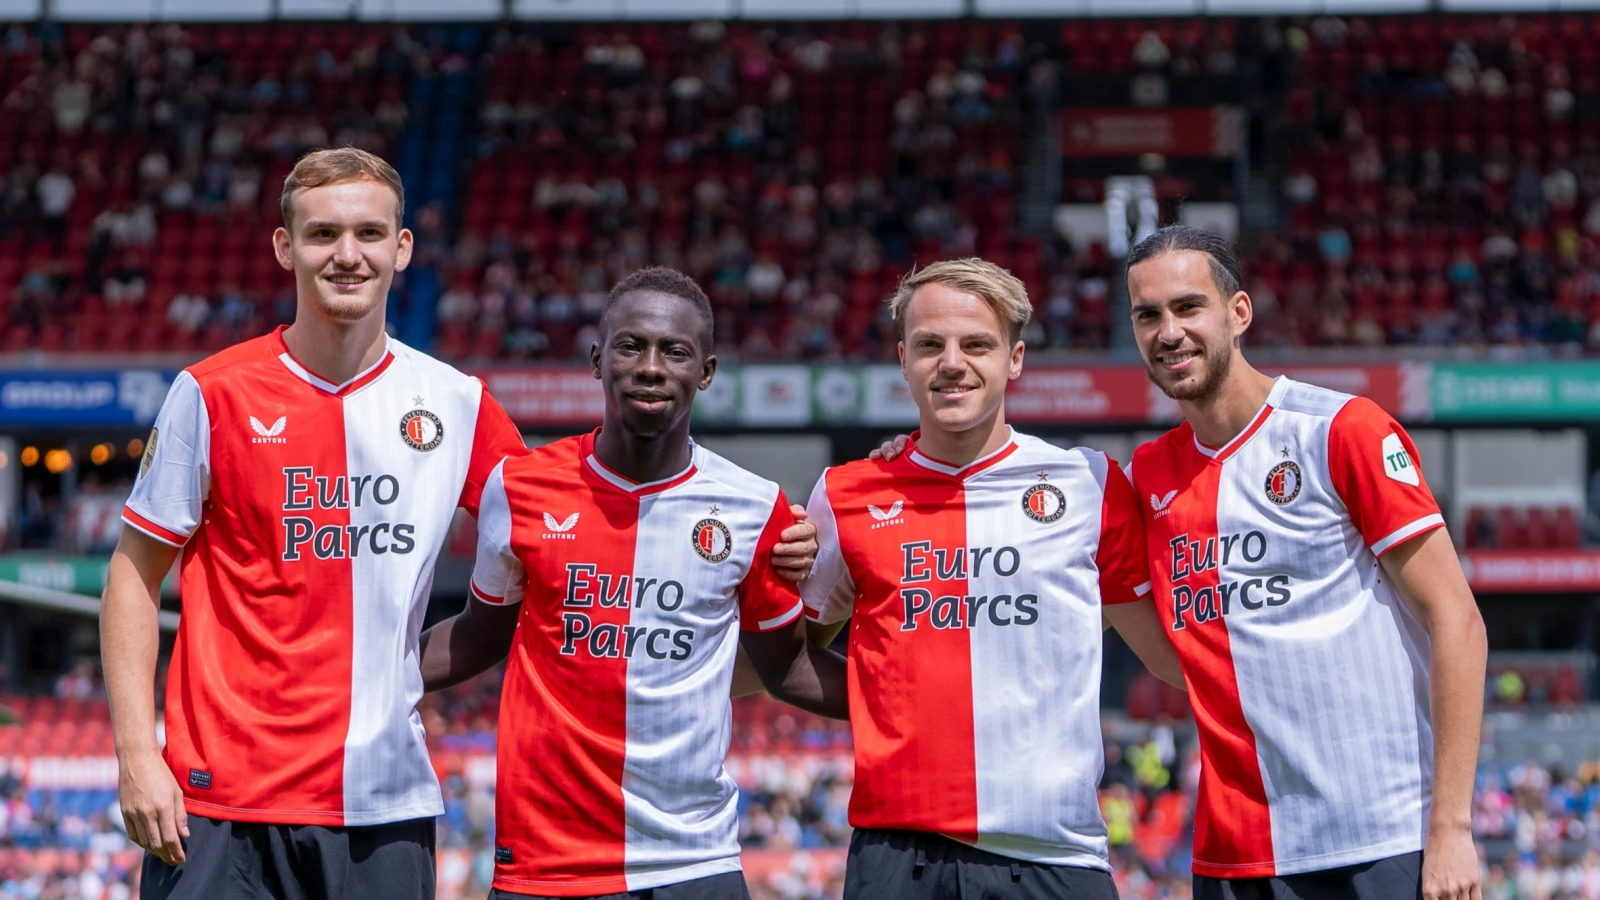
left=802, top=259, right=1181, bottom=899
left=101, top=149, right=817, bottom=900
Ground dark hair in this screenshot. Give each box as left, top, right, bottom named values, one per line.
left=1125, top=225, right=1243, bottom=298
left=602, top=266, right=716, bottom=351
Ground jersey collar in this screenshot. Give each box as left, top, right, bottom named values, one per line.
left=270, top=325, right=395, bottom=397
left=581, top=429, right=701, bottom=496
left=1191, top=376, right=1289, bottom=462
left=906, top=427, right=1020, bottom=479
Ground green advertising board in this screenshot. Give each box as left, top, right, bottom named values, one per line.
left=0, top=554, right=178, bottom=597
left=1430, top=362, right=1600, bottom=421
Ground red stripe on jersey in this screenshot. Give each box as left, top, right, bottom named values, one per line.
left=1095, top=459, right=1149, bottom=607
left=1150, top=453, right=1275, bottom=877
left=459, top=383, right=529, bottom=518
left=828, top=464, right=981, bottom=844
left=121, top=508, right=187, bottom=546
left=166, top=384, right=354, bottom=825
left=492, top=450, right=634, bottom=895
left=739, top=494, right=803, bottom=633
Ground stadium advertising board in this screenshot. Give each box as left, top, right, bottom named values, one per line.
left=1459, top=550, right=1600, bottom=593
left=1060, top=107, right=1245, bottom=158
left=1430, top=362, right=1600, bottom=421
left=0, top=370, right=172, bottom=426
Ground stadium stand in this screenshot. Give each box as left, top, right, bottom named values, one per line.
left=8, top=11, right=1600, bottom=900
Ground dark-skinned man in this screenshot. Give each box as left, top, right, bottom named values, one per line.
left=417, top=267, right=849, bottom=900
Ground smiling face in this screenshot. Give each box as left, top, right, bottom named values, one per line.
left=592, top=289, right=716, bottom=440
left=273, top=177, right=412, bottom=325
left=1127, top=250, right=1249, bottom=403
left=898, top=281, right=1024, bottom=439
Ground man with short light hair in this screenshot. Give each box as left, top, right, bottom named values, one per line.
left=807, top=258, right=1183, bottom=899
left=103, top=148, right=820, bottom=900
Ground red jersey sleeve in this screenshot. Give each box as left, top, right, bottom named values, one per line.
left=738, top=491, right=804, bottom=633
left=459, top=382, right=528, bottom=518
left=1327, top=397, right=1445, bottom=557
left=1097, top=454, right=1151, bottom=606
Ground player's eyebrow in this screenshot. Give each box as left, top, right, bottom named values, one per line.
left=302, top=219, right=391, bottom=232
left=1134, top=292, right=1209, bottom=313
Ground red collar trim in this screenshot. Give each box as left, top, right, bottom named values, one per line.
left=905, top=429, right=1020, bottom=479
left=271, top=325, right=395, bottom=397
left=581, top=429, right=700, bottom=496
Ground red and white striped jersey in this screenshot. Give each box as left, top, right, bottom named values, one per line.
left=469, top=431, right=803, bottom=898
left=1129, top=377, right=1445, bottom=878
left=122, top=326, right=526, bottom=827
left=802, top=429, right=1149, bottom=869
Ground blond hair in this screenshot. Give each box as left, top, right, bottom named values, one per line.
left=888, top=258, right=1032, bottom=343
left=280, top=147, right=405, bottom=230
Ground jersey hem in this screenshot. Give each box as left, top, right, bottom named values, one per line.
left=181, top=797, right=444, bottom=827
left=748, top=598, right=804, bottom=632
left=492, top=855, right=741, bottom=897
left=1371, top=514, right=1446, bottom=558
left=1191, top=834, right=1424, bottom=879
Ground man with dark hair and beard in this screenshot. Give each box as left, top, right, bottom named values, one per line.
left=1122, top=225, right=1486, bottom=900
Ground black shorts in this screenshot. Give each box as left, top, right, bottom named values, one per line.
left=139, top=814, right=436, bottom=900
left=487, top=871, right=750, bottom=900
left=843, top=828, right=1119, bottom=900
left=1194, top=851, right=1422, bottom=900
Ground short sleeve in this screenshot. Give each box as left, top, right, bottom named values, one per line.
left=1327, top=397, right=1445, bottom=557
left=738, top=491, right=804, bottom=632
left=1097, top=455, right=1151, bottom=606
left=467, top=460, right=525, bottom=607
left=800, top=471, right=857, bottom=626
left=459, top=382, right=529, bottom=518
left=122, top=370, right=210, bottom=547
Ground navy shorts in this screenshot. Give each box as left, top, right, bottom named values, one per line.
left=843, top=828, right=1119, bottom=900
left=139, top=814, right=436, bottom=900
left=1194, top=851, right=1423, bottom=900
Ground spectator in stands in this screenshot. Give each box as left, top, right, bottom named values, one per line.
left=34, top=161, right=74, bottom=252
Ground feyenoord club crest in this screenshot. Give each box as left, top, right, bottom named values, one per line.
left=1021, top=472, right=1067, bottom=524
left=692, top=512, right=733, bottom=563
left=1265, top=460, right=1303, bottom=505
left=400, top=409, right=444, bottom=452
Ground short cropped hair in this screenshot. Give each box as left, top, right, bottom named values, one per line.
left=603, top=267, right=716, bottom=351
left=888, top=258, right=1032, bottom=344
left=280, top=147, right=405, bottom=230
left=1125, top=225, right=1243, bottom=298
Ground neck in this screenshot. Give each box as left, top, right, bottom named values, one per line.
left=915, top=406, right=1012, bottom=468
left=1180, top=360, right=1277, bottom=450
left=281, top=310, right=388, bottom=387
left=593, top=420, right=693, bottom=485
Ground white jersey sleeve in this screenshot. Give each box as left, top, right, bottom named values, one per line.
left=467, top=459, right=525, bottom=607
left=800, top=470, right=856, bottom=626
left=122, top=370, right=210, bottom=547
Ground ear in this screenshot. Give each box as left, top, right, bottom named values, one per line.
left=1229, top=290, right=1254, bottom=341
left=590, top=340, right=602, bottom=379
left=698, top=353, right=718, bottom=392
left=273, top=227, right=293, bottom=271
left=897, top=340, right=907, bottom=380
left=1008, top=339, right=1025, bottom=381
left=394, top=227, right=414, bottom=273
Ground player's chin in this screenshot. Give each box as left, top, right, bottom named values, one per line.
left=315, top=293, right=384, bottom=322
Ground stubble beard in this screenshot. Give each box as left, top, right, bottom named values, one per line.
left=1146, top=344, right=1232, bottom=403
